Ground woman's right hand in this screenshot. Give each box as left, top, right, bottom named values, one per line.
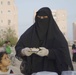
left=21, top=47, right=32, bottom=56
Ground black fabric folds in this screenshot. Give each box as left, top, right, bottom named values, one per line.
left=15, top=7, right=73, bottom=75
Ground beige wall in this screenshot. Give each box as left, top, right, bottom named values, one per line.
left=52, top=10, right=68, bottom=40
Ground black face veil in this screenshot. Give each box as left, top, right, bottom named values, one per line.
left=35, top=11, right=49, bottom=41
left=35, top=7, right=61, bottom=41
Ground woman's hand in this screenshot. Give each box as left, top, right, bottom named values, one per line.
left=35, top=47, right=49, bottom=57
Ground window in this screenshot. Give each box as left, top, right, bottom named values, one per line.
left=4, top=31, right=6, bottom=33
left=1, top=20, right=3, bottom=23
left=1, top=29, right=3, bottom=31
left=7, top=1, right=10, bottom=5
left=1, top=1, right=3, bottom=4
left=8, top=20, right=11, bottom=25
left=8, top=10, right=10, bottom=12
left=1, top=11, right=3, bottom=13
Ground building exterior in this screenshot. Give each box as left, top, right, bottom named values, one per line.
left=52, top=10, right=68, bottom=40
left=73, top=22, right=76, bottom=41
left=0, top=0, right=18, bottom=40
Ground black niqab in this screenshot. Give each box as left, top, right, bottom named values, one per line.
left=35, top=11, right=49, bottom=41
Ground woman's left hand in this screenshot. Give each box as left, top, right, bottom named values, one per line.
left=35, top=47, right=49, bottom=57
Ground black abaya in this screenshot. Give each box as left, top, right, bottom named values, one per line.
left=15, top=7, right=73, bottom=75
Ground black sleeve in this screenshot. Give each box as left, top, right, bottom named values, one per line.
left=15, top=35, right=27, bottom=60
left=47, top=36, right=73, bottom=70
left=47, top=37, right=70, bottom=60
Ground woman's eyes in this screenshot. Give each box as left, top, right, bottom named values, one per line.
left=37, top=16, right=48, bottom=19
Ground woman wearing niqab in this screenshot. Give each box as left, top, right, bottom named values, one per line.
left=15, top=7, right=73, bottom=75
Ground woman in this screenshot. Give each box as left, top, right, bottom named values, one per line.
left=15, top=7, right=73, bottom=75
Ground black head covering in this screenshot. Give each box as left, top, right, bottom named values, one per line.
left=35, top=7, right=62, bottom=39
left=15, top=7, right=73, bottom=75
